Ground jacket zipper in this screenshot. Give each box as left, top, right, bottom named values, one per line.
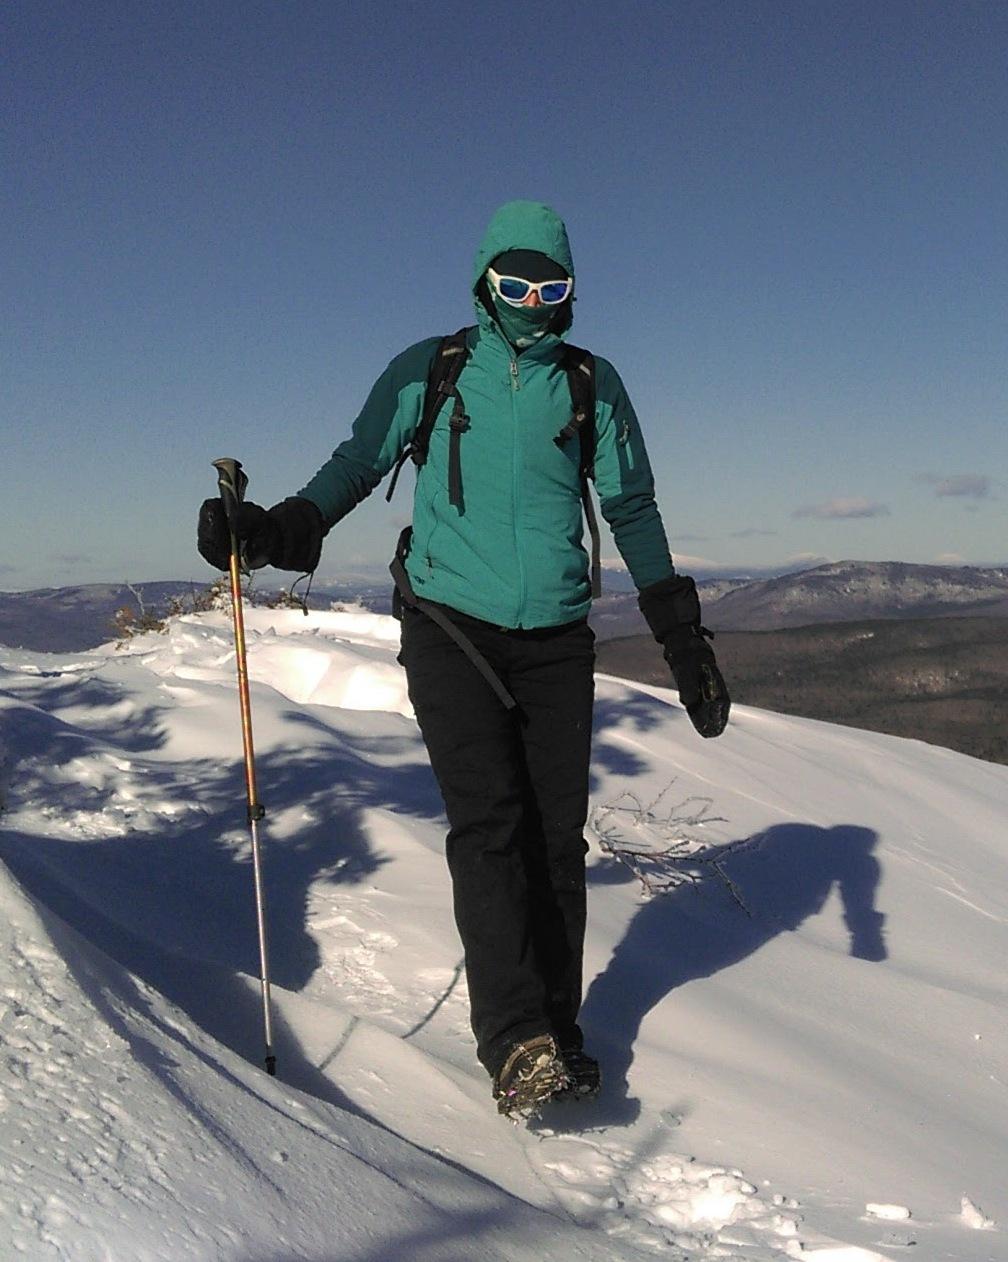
left=510, top=356, right=526, bottom=625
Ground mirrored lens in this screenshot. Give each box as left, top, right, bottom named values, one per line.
left=497, top=276, right=532, bottom=301
left=539, top=281, right=571, bottom=304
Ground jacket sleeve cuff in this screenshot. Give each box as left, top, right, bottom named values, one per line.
left=637, top=574, right=702, bottom=643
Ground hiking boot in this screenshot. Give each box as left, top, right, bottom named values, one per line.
left=556, top=1047, right=601, bottom=1101
left=492, top=1034, right=570, bottom=1119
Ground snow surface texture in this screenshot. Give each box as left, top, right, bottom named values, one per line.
left=1, top=605, right=1006, bottom=1261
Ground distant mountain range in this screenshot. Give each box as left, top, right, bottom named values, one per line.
left=702, top=560, right=1008, bottom=630
left=590, top=561, right=1008, bottom=639
left=1, top=561, right=1006, bottom=652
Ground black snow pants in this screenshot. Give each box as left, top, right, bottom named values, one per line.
left=398, top=602, right=595, bottom=1079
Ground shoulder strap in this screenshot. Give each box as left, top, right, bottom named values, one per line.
left=386, top=328, right=473, bottom=503
left=556, top=344, right=602, bottom=599
left=414, top=327, right=472, bottom=469
left=559, top=343, right=596, bottom=476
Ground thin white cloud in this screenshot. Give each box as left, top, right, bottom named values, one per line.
left=919, top=474, right=991, bottom=499
left=730, top=528, right=778, bottom=538
left=671, top=552, right=731, bottom=572
left=792, top=498, right=891, bottom=520
left=934, top=552, right=966, bottom=565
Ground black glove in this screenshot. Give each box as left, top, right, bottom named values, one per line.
left=660, top=624, right=731, bottom=738
left=197, top=496, right=325, bottom=573
left=638, top=575, right=731, bottom=739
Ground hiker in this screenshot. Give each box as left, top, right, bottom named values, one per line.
left=197, top=200, right=730, bottom=1118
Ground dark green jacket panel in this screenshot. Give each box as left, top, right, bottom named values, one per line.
left=297, top=337, right=441, bottom=527
left=591, top=355, right=676, bottom=590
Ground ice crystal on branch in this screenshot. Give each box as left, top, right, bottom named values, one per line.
left=589, top=782, right=751, bottom=911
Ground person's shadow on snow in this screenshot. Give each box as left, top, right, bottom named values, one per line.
left=575, top=822, right=885, bottom=1128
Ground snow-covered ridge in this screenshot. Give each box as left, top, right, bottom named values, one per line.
left=5, top=560, right=1007, bottom=652
left=1, top=608, right=1006, bottom=1260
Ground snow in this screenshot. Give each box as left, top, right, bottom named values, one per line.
left=865, top=1206, right=911, bottom=1222
left=1, top=604, right=1006, bottom=1261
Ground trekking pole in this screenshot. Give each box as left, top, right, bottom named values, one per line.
left=212, top=457, right=277, bottom=1077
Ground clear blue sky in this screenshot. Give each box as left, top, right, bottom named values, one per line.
left=2, top=0, right=1005, bottom=590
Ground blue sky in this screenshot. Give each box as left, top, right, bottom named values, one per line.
left=2, top=0, right=1005, bottom=590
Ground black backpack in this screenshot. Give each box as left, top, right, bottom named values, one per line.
left=386, top=326, right=602, bottom=598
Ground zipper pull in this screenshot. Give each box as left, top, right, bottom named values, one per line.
left=510, top=359, right=520, bottom=390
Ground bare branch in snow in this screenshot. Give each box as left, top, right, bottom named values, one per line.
left=589, top=781, right=753, bottom=912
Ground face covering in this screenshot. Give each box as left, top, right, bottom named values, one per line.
left=490, top=292, right=558, bottom=348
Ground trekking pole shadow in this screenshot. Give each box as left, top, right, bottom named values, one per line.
left=403, top=957, right=466, bottom=1041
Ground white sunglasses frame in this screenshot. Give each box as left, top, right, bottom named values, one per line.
left=487, top=266, right=573, bottom=307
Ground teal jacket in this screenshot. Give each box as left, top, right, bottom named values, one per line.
left=299, top=201, right=675, bottom=629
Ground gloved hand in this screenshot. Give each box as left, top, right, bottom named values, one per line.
left=637, top=574, right=731, bottom=739
left=197, top=496, right=325, bottom=573
left=660, top=623, right=731, bottom=738
left=198, top=498, right=273, bottom=570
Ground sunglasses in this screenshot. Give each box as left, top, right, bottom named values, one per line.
left=487, top=267, right=573, bottom=307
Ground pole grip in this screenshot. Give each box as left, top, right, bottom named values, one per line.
left=212, top=457, right=248, bottom=529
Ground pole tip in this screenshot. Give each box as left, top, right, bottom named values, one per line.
left=265, top=1054, right=277, bottom=1077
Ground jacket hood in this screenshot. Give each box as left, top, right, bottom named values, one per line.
left=472, top=201, right=575, bottom=341
left=472, top=201, right=575, bottom=286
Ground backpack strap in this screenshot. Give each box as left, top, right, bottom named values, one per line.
left=444, top=382, right=470, bottom=512
left=556, top=344, right=602, bottom=599
left=386, top=328, right=473, bottom=505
